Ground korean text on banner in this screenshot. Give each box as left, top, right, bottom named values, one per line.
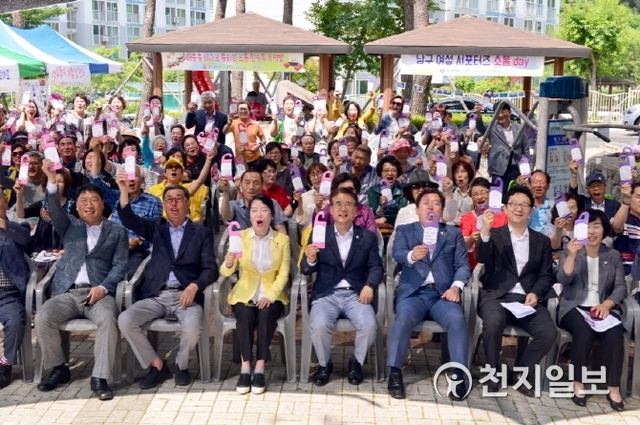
left=46, top=64, right=91, bottom=86
left=162, top=52, right=306, bottom=72
left=0, top=64, right=19, bottom=93
left=400, top=54, right=544, bottom=77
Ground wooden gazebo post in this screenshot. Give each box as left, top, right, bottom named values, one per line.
left=152, top=53, right=163, bottom=97
left=380, top=55, right=394, bottom=113
left=319, top=54, right=334, bottom=92
left=554, top=58, right=565, bottom=76
left=184, top=71, right=193, bottom=105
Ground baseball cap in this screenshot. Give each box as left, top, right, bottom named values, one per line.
left=164, top=158, right=184, bottom=170
left=586, top=172, right=606, bottom=186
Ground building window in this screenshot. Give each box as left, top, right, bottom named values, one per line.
left=486, top=16, right=499, bottom=23
left=504, top=0, right=516, bottom=13
left=524, top=19, right=533, bottom=31
left=166, top=0, right=186, bottom=5
left=126, top=4, right=140, bottom=24
left=93, top=0, right=118, bottom=22
left=503, top=17, right=515, bottom=26
left=190, top=11, right=206, bottom=26
left=535, top=21, right=543, bottom=33
left=487, top=0, right=499, bottom=12
left=127, top=27, right=140, bottom=41
left=166, top=8, right=186, bottom=26
left=93, top=25, right=119, bottom=46
left=190, top=0, right=206, bottom=8
left=525, top=0, right=535, bottom=14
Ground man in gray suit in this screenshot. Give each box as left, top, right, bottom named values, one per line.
left=481, top=104, right=533, bottom=186
left=35, top=159, right=128, bottom=401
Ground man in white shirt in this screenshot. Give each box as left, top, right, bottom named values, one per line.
left=35, top=159, right=128, bottom=400
left=301, top=188, right=383, bottom=387
left=476, top=185, right=556, bottom=397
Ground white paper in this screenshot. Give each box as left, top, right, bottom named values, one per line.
left=33, top=250, right=60, bottom=263
left=467, top=141, right=478, bottom=152
left=312, top=225, right=326, bottom=247
left=576, top=308, right=622, bottom=332
left=451, top=141, right=459, bottom=153
left=44, top=146, right=60, bottom=164
left=489, top=190, right=502, bottom=210
left=229, top=235, right=242, bottom=253
left=519, top=162, right=531, bottom=176
left=423, top=226, right=438, bottom=247
left=574, top=221, right=588, bottom=243
left=500, top=302, right=536, bottom=319
left=1, top=149, right=11, bottom=166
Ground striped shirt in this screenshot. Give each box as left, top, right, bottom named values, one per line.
left=613, top=212, right=640, bottom=275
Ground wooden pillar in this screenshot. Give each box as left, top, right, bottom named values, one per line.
left=319, top=54, right=334, bottom=93
left=380, top=55, right=395, bottom=113
left=553, top=58, right=565, bottom=76
left=184, top=70, right=193, bottom=106
left=522, top=76, right=532, bottom=113
left=152, top=53, right=163, bottom=97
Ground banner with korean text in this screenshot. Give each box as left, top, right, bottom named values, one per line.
left=162, top=52, right=306, bottom=72
left=400, top=54, right=544, bottom=77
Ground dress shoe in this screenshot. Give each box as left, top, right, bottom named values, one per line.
left=312, top=361, right=333, bottom=387
left=236, top=373, right=251, bottom=394
left=139, top=361, right=171, bottom=390
left=90, top=377, right=113, bottom=401
left=251, top=373, right=266, bottom=395
left=448, top=371, right=469, bottom=401
left=607, top=394, right=625, bottom=412
left=486, top=381, right=502, bottom=393
left=0, top=364, right=12, bottom=389
left=388, top=370, right=406, bottom=399
left=571, top=395, right=587, bottom=407
left=511, top=373, right=535, bottom=398
left=37, top=365, right=71, bottom=392
left=347, top=356, right=363, bottom=386
left=174, top=365, right=191, bottom=386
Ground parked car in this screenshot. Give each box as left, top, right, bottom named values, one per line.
left=623, top=104, right=640, bottom=128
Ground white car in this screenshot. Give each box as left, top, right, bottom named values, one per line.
left=623, top=104, right=640, bottom=128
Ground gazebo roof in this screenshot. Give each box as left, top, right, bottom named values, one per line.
left=127, top=12, right=351, bottom=55
left=364, top=15, right=591, bottom=58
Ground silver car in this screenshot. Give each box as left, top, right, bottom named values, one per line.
left=623, top=104, right=640, bottom=128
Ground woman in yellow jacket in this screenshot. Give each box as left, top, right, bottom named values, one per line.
left=335, top=96, right=376, bottom=138
left=220, top=194, right=290, bottom=395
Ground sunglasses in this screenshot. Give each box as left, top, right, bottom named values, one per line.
left=391, top=102, right=403, bottom=107
left=411, top=183, right=431, bottom=190
left=12, top=151, right=24, bottom=156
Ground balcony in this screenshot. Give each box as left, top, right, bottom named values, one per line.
left=166, top=16, right=186, bottom=26
left=487, top=0, right=499, bottom=12
left=525, top=2, right=536, bottom=14
left=190, top=0, right=206, bottom=8
left=547, top=8, right=556, bottom=19
left=94, top=34, right=119, bottom=46
left=127, top=13, right=139, bottom=23
left=166, top=0, right=186, bottom=4
left=193, top=19, right=205, bottom=25
left=93, top=10, right=118, bottom=21
left=536, top=4, right=543, bottom=15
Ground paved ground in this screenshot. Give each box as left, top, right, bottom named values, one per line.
left=1, top=325, right=640, bottom=425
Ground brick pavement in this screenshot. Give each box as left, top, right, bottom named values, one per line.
left=0, top=328, right=639, bottom=425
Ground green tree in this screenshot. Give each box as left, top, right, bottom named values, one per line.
left=306, top=0, right=405, bottom=93
left=291, top=58, right=320, bottom=93
left=0, top=6, right=71, bottom=28
left=558, top=0, right=640, bottom=88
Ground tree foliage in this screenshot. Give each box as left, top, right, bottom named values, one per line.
left=306, top=0, right=405, bottom=90
left=0, top=6, right=71, bottom=28
left=558, top=0, right=640, bottom=87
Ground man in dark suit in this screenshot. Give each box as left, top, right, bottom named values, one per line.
left=476, top=185, right=556, bottom=397
left=387, top=188, right=471, bottom=400
left=117, top=182, right=218, bottom=389
left=0, top=193, right=31, bottom=389
left=301, top=188, right=383, bottom=386
left=185, top=91, right=228, bottom=143
left=35, top=159, right=129, bottom=400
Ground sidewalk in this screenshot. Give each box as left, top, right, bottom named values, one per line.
left=0, top=329, right=639, bottom=425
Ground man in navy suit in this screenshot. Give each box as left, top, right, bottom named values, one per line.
left=117, top=182, right=218, bottom=389
left=0, top=193, right=31, bottom=389
left=387, top=188, right=471, bottom=400
left=185, top=91, right=228, bottom=143
left=301, top=188, right=383, bottom=386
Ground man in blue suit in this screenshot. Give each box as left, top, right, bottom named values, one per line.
left=0, top=193, right=31, bottom=389
left=301, top=187, right=383, bottom=387
left=185, top=91, right=228, bottom=143
left=387, top=187, right=471, bottom=400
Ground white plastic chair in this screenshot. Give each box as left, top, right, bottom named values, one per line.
left=123, top=255, right=213, bottom=383
left=384, top=233, right=476, bottom=379
left=299, top=231, right=386, bottom=383
left=626, top=276, right=640, bottom=397
left=33, top=262, right=126, bottom=384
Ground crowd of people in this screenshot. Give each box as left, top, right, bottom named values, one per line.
left=0, top=85, right=633, bottom=412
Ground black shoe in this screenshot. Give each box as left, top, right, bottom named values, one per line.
left=388, top=370, right=406, bottom=399
left=448, top=370, right=469, bottom=401
left=511, top=372, right=535, bottom=398
left=37, top=365, right=71, bottom=392
left=174, top=365, right=191, bottom=386
left=0, top=364, right=12, bottom=389
left=486, top=381, right=501, bottom=393
left=347, top=356, right=363, bottom=386
left=571, top=395, right=587, bottom=407
left=607, top=394, right=624, bottom=412
left=139, top=361, right=171, bottom=390
left=312, top=361, right=333, bottom=387
left=236, top=373, right=251, bottom=394
left=90, top=377, right=113, bottom=401
left=251, top=373, right=266, bottom=394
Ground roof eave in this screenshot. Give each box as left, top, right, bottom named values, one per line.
left=126, top=43, right=351, bottom=55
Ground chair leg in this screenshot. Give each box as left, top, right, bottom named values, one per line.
left=280, top=333, right=287, bottom=366
left=621, top=333, right=630, bottom=399
left=300, top=329, right=312, bottom=384
left=213, top=325, right=225, bottom=382
left=198, top=329, right=211, bottom=383
left=126, top=342, right=135, bottom=384
left=113, top=336, right=122, bottom=384
left=20, top=327, right=33, bottom=383
left=34, top=342, right=43, bottom=384
left=374, top=327, right=385, bottom=382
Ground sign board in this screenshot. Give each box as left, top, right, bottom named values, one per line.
left=162, top=52, right=305, bottom=72
left=400, top=54, right=544, bottom=77
left=545, top=119, right=574, bottom=198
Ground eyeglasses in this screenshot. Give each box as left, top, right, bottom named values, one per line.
left=333, top=201, right=355, bottom=209
left=411, top=183, right=430, bottom=190
left=471, top=190, right=489, bottom=198
left=238, top=108, right=250, bottom=112
left=263, top=169, right=276, bottom=175
left=309, top=172, right=324, bottom=178
left=166, top=165, right=182, bottom=171
left=12, top=151, right=24, bottom=156
left=507, top=202, right=531, bottom=210
left=391, top=102, right=403, bottom=107
left=164, top=196, right=187, bottom=204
